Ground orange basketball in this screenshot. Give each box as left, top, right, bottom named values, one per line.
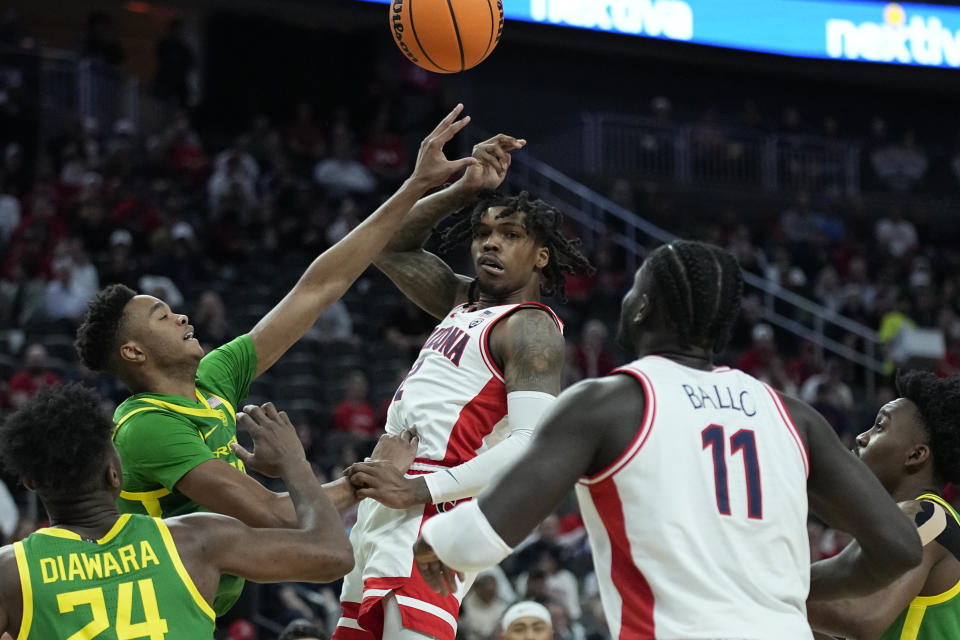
left=389, top=0, right=504, bottom=74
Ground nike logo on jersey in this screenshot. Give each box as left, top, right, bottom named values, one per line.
left=203, top=425, right=219, bottom=439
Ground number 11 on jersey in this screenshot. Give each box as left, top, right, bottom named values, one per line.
left=702, top=424, right=763, bottom=519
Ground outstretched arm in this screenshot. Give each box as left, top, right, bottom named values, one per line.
left=412, top=376, right=641, bottom=593
left=375, top=134, right=526, bottom=319
left=248, top=105, right=479, bottom=376
left=176, top=430, right=419, bottom=527
left=788, top=394, right=923, bottom=600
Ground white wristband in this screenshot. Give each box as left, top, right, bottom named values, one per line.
left=424, top=391, right=555, bottom=504
left=421, top=501, right=513, bottom=573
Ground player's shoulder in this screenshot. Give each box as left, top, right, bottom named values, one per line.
left=0, top=542, right=21, bottom=601
left=559, top=375, right=643, bottom=414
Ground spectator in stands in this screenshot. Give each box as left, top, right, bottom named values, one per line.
left=8, top=344, right=60, bottom=410
left=814, top=266, right=844, bottom=312
left=786, top=341, right=823, bottom=389
left=460, top=572, right=510, bottom=640
left=360, top=104, right=409, bottom=185
left=0, top=188, right=19, bottom=246
left=573, top=320, right=614, bottom=379
left=332, top=370, right=378, bottom=441
left=736, top=323, right=776, bottom=377
left=154, top=18, right=195, bottom=108
left=193, top=290, right=231, bottom=349
left=287, top=101, right=326, bottom=163
left=875, top=207, right=919, bottom=259
left=208, top=148, right=259, bottom=217
left=0, top=262, right=45, bottom=332
left=65, top=238, right=99, bottom=304
left=97, top=229, right=140, bottom=289
left=840, top=256, right=877, bottom=315
left=870, top=129, right=929, bottom=193
left=81, top=11, right=124, bottom=67
left=385, top=298, right=435, bottom=360
left=548, top=601, right=586, bottom=640
left=313, top=124, right=376, bottom=196
left=500, top=601, right=553, bottom=640
left=279, top=618, right=327, bottom=640
left=306, top=299, right=355, bottom=345
left=45, top=256, right=88, bottom=323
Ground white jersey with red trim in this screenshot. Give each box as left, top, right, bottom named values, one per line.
left=334, top=301, right=562, bottom=640
left=385, top=301, right=563, bottom=469
left=575, top=355, right=812, bottom=640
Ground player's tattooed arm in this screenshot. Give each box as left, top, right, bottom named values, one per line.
left=495, top=309, right=565, bottom=395
left=375, top=247, right=474, bottom=320
left=375, top=134, right=526, bottom=320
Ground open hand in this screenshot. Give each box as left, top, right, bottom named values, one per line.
left=231, top=403, right=306, bottom=478
left=408, top=104, right=478, bottom=190
left=413, top=537, right=464, bottom=597
left=369, top=429, right=419, bottom=473
left=457, top=133, right=527, bottom=194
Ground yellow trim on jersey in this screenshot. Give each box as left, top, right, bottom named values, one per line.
left=895, top=495, right=960, bottom=639
left=152, top=517, right=216, bottom=621
left=13, top=541, right=33, bottom=640
left=113, top=407, right=161, bottom=432
left=138, top=397, right=227, bottom=425
left=196, top=389, right=236, bottom=426
left=119, top=488, right=171, bottom=518
left=917, top=493, right=960, bottom=526
left=34, top=514, right=133, bottom=544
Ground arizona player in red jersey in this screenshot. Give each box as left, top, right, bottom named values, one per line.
left=331, top=135, right=592, bottom=640
left=415, top=241, right=922, bottom=640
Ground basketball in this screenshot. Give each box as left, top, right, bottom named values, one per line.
left=389, top=0, right=504, bottom=74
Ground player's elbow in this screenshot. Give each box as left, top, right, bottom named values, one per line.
left=304, top=538, right=355, bottom=582
left=324, top=547, right=356, bottom=581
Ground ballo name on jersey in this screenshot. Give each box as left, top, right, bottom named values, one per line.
left=422, top=326, right=470, bottom=367
left=682, top=384, right=756, bottom=417
left=826, top=3, right=960, bottom=67
left=39, top=542, right=161, bottom=584
left=528, top=0, right=693, bottom=41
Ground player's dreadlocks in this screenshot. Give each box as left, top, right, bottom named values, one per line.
left=435, top=190, right=594, bottom=301
left=75, top=283, right=137, bottom=373
left=645, top=240, right=743, bottom=354
left=896, top=370, right=960, bottom=485
left=0, top=383, right=114, bottom=497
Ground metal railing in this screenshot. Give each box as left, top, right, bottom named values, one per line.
left=582, top=113, right=862, bottom=196
left=502, top=148, right=883, bottom=395
left=2, top=45, right=177, bottom=144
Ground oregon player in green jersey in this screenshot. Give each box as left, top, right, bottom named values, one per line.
left=72, top=106, right=474, bottom=614
left=0, top=384, right=354, bottom=640
left=808, top=370, right=960, bottom=639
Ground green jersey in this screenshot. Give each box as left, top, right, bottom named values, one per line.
left=877, top=494, right=960, bottom=640
left=112, top=335, right=257, bottom=616
left=12, top=513, right=215, bottom=639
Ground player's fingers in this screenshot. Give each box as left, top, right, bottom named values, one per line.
left=435, top=115, right=472, bottom=144
left=277, top=410, right=294, bottom=428
left=473, top=146, right=501, bottom=167
left=491, top=133, right=524, bottom=149
left=430, top=103, right=464, bottom=136
left=442, top=567, right=459, bottom=596
left=235, top=411, right=262, bottom=433
left=242, top=404, right=267, bottom=425
left=260, top=402, right=281, bottom=421
left=449, top=157, right=479, bottom=173
left=230, top=442, right=253, bottom=464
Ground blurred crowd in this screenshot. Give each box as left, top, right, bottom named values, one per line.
left=2, top=8, right=960, bottom=640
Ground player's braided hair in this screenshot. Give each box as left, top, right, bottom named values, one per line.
left=896, top=370, right=960, bottom=485
left=645, top=240, right=743, bottom=353
left=75, top=284, right=137, bottom=373
left=0, top=383, right=114, bottom=496
left=435, top=190, right=594, bottom=302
